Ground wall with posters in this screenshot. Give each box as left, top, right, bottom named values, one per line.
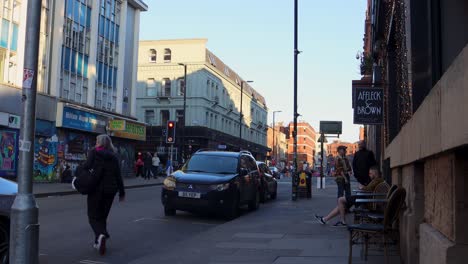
left=0, top=129, right=18, bottom=178
left=58, top=131, right=94, bottom=176
left=33, top=135, right=59, bottom=181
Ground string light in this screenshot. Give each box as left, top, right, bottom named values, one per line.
left=379, top=0, right=412, bottom=146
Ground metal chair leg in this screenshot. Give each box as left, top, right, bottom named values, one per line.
left=349, top=231, right=353, bottom=264
left=365, top=234, right=369, bottom=261
left=383, top=234, right=388, bottom=264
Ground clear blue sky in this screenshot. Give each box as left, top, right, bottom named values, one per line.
left=140, top=0, right=367, bottom=143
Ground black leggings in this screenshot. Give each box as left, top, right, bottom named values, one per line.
left=87, top=192, right=116, bottom=242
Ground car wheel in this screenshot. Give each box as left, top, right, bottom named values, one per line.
left=260, top=183, right=268, bottom=203
left=0, top=220, right=9, bottom=264
left=271, top=183, right=278, bottom=200
left=270, top=191, right=277, bottom=200
left=224, top=196, right=239, bottom=220
left=248, top=190, right=260, bottom=211
left=164, top=206, right=176, bottom=216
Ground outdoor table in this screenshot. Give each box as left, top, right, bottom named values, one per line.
left=355, top=198, right=388, bottom=204
left=352, top=193, right=387, bottom=197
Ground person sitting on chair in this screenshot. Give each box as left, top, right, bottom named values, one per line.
left=314, top=165, right=385, bottom=227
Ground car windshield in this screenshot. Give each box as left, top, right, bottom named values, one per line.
left=184, top=154, right=238, bottom=174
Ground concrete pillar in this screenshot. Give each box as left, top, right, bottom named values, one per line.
left=86, top=0, right=100, bottom=106
left=47, top=0, right=65, bottom=97
left=400, top=163, right=424, bottom=264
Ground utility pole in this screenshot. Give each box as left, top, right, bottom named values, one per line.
left=292, top=0, right=299, bottom=201
left=320, top=133, right=325, bottom=189
left=10, top=0, right=42, bottom=263
left=178, top=63, right=187, bottom=163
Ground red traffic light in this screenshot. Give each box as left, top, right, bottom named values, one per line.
left=168, top=122, right=174, bottom=128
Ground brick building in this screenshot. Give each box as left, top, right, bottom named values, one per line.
left=326, top=140, right=358, bottom=157
left=286, top=122, right=317, bottom=165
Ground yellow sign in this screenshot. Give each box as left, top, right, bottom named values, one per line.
left=113, top=121, right=146, bottom=141
left=299, top=172, right=307, bottom=187
left=109, top=120, right=126, bottom=131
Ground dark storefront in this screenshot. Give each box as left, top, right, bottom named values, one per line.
left=137, top=126, right=268, bottom=164
left=55, top=103, right=146, bottom=180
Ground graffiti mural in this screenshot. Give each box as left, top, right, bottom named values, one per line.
left=58, top=132, right=93, bottom=177
left=33, top=135, right=59, bottom=182
left=0, top=129, right=18, bottom=177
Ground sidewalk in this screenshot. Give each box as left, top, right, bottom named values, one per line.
left=33, top=176, right=163, bottom=198
left=130, top=178, right=400, bottom=264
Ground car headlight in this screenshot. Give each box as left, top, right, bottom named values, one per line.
left=211, top=183, right=230, bottom=191
left=163, top=177, right=176, bottom=189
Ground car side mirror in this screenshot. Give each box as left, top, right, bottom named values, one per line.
left=239, top=168, right=249, bottom=176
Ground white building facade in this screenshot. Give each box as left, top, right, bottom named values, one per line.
left=137, top=39, right=269, bottom=159
left=0, top=0, right=148, bottom=181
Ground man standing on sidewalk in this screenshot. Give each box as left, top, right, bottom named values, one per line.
left=352, top=140, right=376, bottom=186
left=334, top=146, right=352, bottom=198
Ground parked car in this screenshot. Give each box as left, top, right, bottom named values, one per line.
left=257, top=162, right=278, bottom=202
left=161, top=150, right=261, bottom=219
left=268, top=166, right=280, bottom=179
left=0, top=177, right=18, bottom=264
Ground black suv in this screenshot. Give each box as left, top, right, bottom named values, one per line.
left=0, top=177, right=17, bottom=264
left=161, top=150, right=261, bottom=219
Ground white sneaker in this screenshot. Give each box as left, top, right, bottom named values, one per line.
left=97, top=234, right=106, bottom=255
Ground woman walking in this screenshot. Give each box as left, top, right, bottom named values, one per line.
left=82, top=134, right=125, bottom=255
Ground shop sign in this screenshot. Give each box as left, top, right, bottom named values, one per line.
left=0, top=112, right=21, bottom=129
left=60, top=106, right=108, bottom=134
left=353, top=87, right=384, bottom=125
left=113, top=121, right=146, bottom=141
left=109, top=120, right=126, bottom=131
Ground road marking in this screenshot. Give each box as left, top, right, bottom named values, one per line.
left=79, top=260, right=108, bottom=264
left=133, top=217, right=168, bottom=222
left=191, top=222, right=217, bottom=226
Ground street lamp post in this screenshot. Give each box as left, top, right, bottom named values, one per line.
left=272, top=110, right=282, bottom=161
left=178, top=63, right=187, bottom=162
left=239, top=80, right=253, bottom=150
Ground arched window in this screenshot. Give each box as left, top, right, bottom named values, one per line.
left=164, top=48, right=171, bottom=62
left=149, top=49, right=156, bottom=62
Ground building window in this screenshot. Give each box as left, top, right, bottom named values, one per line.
left=161, top=110, right=169, bottom=125
left=162, top=78, right=171, bottom=97
left=176, top=109, right=184, bottom=123
left=178, top=77, right=185, bottom=96
left=164, top=48, right=171, bottom=63
left=303, top=146, right=306, bottom=150
left=146, top=78, right=156, bottom=96
left=145, top=110, right=154, bottom=124
left=149, top=49, right=156, bottom=62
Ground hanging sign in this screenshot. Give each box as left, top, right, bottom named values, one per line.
left=353, top=87, right=384, bottom=125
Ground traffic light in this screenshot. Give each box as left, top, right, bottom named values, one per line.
left=166, top=120, right=176, bottom=144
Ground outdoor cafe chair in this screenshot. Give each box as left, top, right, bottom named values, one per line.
left=347, top=187, right=407, bottom=264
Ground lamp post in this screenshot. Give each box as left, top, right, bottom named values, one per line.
left=272, top=110, right=282, bottom=161
left=178, top=63, right=187, bottom=162
left=239, top=80, right=253, bottom=150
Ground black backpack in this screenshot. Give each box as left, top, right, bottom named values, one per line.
left=74, top=156, right=104, bottom=195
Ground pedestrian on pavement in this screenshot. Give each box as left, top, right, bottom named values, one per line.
left=334, top=146, right=352, bottom=198
left=152, top=152, right=160, bottom=178
left=135, top=154, right=144, bottom=178
left=315, top=165, right=384, bottom=226
left=352, top=140, right=377, bottom=187
left=143, top=152, right=153, bottom=180
left=82, top=134, right=125, bottom=255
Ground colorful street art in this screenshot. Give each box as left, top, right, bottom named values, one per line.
left=0, top=129, right=18, bottom=177
left=33, top=135, right=59, bottom=182
left=58, top=132, right=93, bottom=177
